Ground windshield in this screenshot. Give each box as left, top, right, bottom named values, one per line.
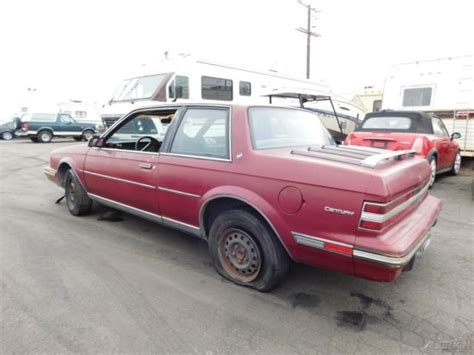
left=248, top=107, right=335, bottom=150
left=111, top=73, right=170, bottom=101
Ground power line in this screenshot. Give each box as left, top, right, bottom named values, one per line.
left=296, top=0, right=320, bottom=79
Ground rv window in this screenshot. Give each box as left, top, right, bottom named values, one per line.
left=402, top=87, right=432, bottom=107
left=75, top=111, right=87, bottom=119
left=201, top=76, right=233, bottom=101
left=239, top=81, right=252, bottom=96
left=168, top=75, right=189, bottom=99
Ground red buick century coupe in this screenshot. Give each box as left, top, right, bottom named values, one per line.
left=45, top=104, right=441, bottom=291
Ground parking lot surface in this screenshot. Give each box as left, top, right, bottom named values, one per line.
left=1, top=139, right=473, bottom=354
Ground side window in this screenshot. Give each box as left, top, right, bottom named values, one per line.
left=239, top=81, right=251, bottom=96
left=201, top=76, right=233, bottom=101
left=59, top=114, right=75, bottom=124
left=168, top=75, right=189, bottom=99
left=107, top=115, right=158, bottom=143
left=170, top=108, right=229, bottom=159
left=432, top=117, right=448, bottom=137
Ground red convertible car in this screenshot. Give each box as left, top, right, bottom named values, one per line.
left=345, top=111, right=462, bottom=187
left=45, top=104, right=441, bottom=291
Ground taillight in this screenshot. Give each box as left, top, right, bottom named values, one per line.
left=360, top=183, right=429, bottom=232
left=22, top=123, right=29, bottom=130
left=412, top=137, right=424, bottom=154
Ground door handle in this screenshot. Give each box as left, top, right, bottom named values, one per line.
left=139, top=163, right=153, bottom=170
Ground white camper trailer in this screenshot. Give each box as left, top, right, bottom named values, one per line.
left=382, top=56, right=474, bottom=156
left=100, top=56, right=330, bottom=127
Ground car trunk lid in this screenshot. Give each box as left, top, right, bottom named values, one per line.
left=347, top=132, right=419, bottom=151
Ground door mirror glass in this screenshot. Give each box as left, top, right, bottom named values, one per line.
left=451, top=132, right=462, bottom=140
left=88, top=135, right=104, bottom=147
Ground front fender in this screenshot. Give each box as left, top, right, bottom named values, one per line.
left=198, top=185, right=297, bottom=260
left=56, top=156, right=87, bottom=191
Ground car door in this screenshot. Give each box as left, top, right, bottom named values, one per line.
left=432, top=117, right=453, bottom=169
left=57, top=113, right=82, bottom=135
left=157, top=106, right=231, bottom=230
left=83, top=112, right=163, bottom=215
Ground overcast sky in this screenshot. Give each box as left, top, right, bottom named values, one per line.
left=0, top=0, right=472, bottom=117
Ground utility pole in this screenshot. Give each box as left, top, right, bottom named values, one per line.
left=296, top=1, right=320, bottom=79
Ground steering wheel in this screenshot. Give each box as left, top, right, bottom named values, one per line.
left=135, top=136, right=161, bottom=152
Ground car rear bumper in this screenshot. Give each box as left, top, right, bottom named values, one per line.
left=352, top=194, right=441, bottom=282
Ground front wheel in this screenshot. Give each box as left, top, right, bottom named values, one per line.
left=73, top=137, right=83, bottom=142
left=450, top=151, right=461, bottom=175
left=1, top=131, right=13, bottom=140
left=65, top=170, right=92, bottom=216
left=428, top=156, right=437, bottom=188
left=208, top=209, right=289, bottom=292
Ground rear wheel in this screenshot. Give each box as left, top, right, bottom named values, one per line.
left=428, top=156, right=437, bottom=188
left=82, top=130, right=94, bottom=141
left=30, top=137, right=39, bottom=143
left=1, top=131, right=13, bottom=140
left=450, top=151, right=461, bottom=175
left=209, top=209, right=289, bottom=292
left=73, top=137, right=83, bottom=142
left=38, top=130, right=53, bottom=143
left=64, top=170, right=92, bottom=216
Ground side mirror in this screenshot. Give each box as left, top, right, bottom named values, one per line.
left=88, top=135, right=104, bottom=147
left=451, top=132, right=462, bottom=140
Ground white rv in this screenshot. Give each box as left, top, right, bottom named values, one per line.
left=100, top=57, right=330, bottom=127
left=382, top=56, right=474, bottom=156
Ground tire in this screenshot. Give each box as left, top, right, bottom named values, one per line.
left=38, top=130, right=53, bottom=143
left=2, top=131, right=13, bottom=140
left=82, top=130, right=95, bottom=141
left=64, top=170, right=92, bottom=216
left=209, top=209, right=289, bottom=292
left=428, top=155, right=437, bottom=188
left=450, top=151, right=461, bottom=175
left=30, top=137, right=39, bottom=143
left=73, top=137, right=83, bottom=142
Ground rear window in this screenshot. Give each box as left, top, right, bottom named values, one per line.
left=361, top=116, right=412, bottom=130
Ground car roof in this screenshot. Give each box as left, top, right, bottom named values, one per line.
left=365, top=110, right=435, bottom=120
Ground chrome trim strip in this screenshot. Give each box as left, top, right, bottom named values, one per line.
left=198, top=194, right=295, bottom=260
left=292, top=232, right=353, bottom=256
left=94, top=147, right=160, bottom=156
left=361, top=149, right=416, bottom=168
left=88, top=193, right=163, bottom=224
left=158, top=187, right=201, bottom=199
left=353, top=231, right=432, bottom=267
left=361, top=183, right=429, bottom=223
left=160, top=152, right=231, bottom=162
left=82, top=170, right=156, bottom=190
left=162, top=216, right=201, bottom=237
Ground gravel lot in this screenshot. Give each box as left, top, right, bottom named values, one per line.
left=1, top=139, right=473, bottom=354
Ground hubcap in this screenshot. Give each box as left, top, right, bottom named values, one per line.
left=454, top=153, right=461, bottom=173
left=218, top=228, right=261, bottom=283
left=84, top=131, right=93, bottom=141
left=429, top=159, right=436, bottom=186
left=41, top=132, right=51, bottom=142
left=3, top=132, right=13, bottom=140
